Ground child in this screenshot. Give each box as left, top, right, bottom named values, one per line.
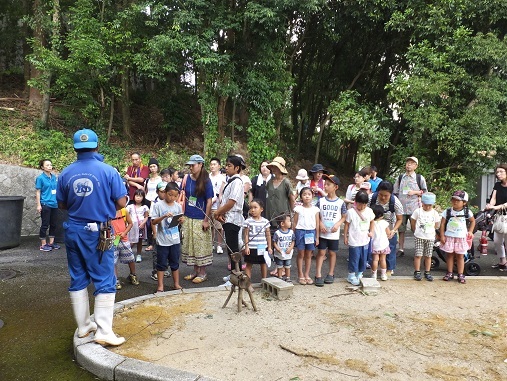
left=127, top=189, right=150, bottom=263
left=151, top=182, right=184, bottom=291
left=343, top=190, right=375, bottom=285
left=315, top=174, right=346, bottom=286
left=308, top=164, right=327, bottom=206
left=368, top=165, right=383, bottom=192
left=149, top=182, right=170, bottom=281
left=295, top=169, right=310, bottom=202
left=273, top=214, right=296, bottom=282
left=440, top=190, right=475, bottom=284
left=344, top=169, right=369, bottom=208
left=160, top=168, right=171, bottom=183
left=243, top=199, right=272, bottom=281
left=110, top=207, right=140, bottom=289
left=371, top=204, right=391, bottom=281
left=360, top=182, right=372, bottom=195
left=294, top=187, right=320, bottom=285
left=210, top=157, right=226, bottom=254
left=410, top=192, right=440, bottom=281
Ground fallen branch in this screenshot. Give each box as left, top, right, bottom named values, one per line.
left=153, top=347, right=198, bottom=362
left=0, top=97, right=26, bottom=102
left=279, top=344, right=321, bottom=360
left=313, top=330, right=341, bottom=338
left=406, top=347, right=431, bottom=357
left=0, top=107, right=15, bottom=111
left=328, top=293, right=355, bottom=298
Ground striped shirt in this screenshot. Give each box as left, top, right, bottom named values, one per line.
left=243, top=217, right=270, bottom=249
left=220, top=175, right=244, bottom=226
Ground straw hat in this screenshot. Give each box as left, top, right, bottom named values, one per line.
left=267, top=157, right=288, bottom=175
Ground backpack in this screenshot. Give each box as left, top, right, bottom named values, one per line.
left=370, top=192, right=396, bottom=213
left=223, top=176, right=250, bottom=218
left=444, top=206, right=471, bottom=230
left=397, top=173, right=425, bottom=192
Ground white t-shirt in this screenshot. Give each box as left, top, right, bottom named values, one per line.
left=210, top=172, right=226, bottom=210
left=273, top=229, right=296, bottom=260
left=145, top=176, right=162, bottom=202
left=318, top=197, right=347, bottom=240
left=372, top=219, right=389, bottom=251
left=294, top=205, right=320, bottom=230
left=441, top=208, right=473, bottom=238
left=411, top=208, right=440, bottom=240
left=346, top=207, right=375, bottom=247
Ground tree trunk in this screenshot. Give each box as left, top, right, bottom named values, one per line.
left=106, top=94, right=115, bottom=144
left=217, top=94, right=228, bottom=145
left=120, top=66, right=132, bottom=138
left=29, top=0, right=44, bottom=107
left=314, top=113, right=331, bottom=163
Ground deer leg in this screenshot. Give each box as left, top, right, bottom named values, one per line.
left=246, top=288, right=258, bottom=312
left=222, top=286, right=235, bottom=309
left=237, top=288, right=243, bottom=313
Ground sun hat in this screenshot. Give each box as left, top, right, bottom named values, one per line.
left=156, top=182, right=168, bottom=191
left=185, top=154, right=205, bottom=165
left=406, top=156, right=419, bottom=165
left=451, top=190, right=468, bottom=202
left=296, top=169, right=309, bottom=181
left=421, top=192, right=436, bottom=205
left=73, top=129, right=98, bottom=149
left=322, top=174, right=340, bottom=186
left=309, top=163, right=328, bottom=174
left=359, top=182, right=371, bottom=190
left=267, top=157, right=288, bottom=175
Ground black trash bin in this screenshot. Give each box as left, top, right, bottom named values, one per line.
left=0, top=196, right=25, bottom=249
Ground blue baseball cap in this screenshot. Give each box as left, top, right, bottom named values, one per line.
left=185, top=154, right=205, bottom=165
left=422, top=192, right=436, bottom=205
left=73, top=129, right=98, bottom=149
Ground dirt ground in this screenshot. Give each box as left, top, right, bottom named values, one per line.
left=111, top=279, right=507, bottom=381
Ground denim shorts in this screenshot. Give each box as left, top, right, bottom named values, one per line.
left=274, top=257, right=292, bottom=268
left=295, top=229, right=316, bottom=251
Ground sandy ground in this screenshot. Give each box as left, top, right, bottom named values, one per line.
left=111, top=279, right=507, bottom=381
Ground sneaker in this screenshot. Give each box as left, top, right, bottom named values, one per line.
left=116, top=280, right=122, bottom=290
left=397, top=250, right=405, bottom=257
left=315, top=276, right=324, bottom=287
left=241, top=264, right=246, bottom=270
left=380, top=273, right=388, bottom=281
left=129, top=273, right=140, bottom=286
left=164, top=271, right=171, bottom=278
left=39, top=244, right=52, bottom=252
left=50, top=243, right=61, bottom=250
left=221, top=280, right=232, bottom=287
left=223, top=275, right=230, bottom=282
left=414, top=271, right=422, bottom=281
left=424, top=271, right=434, bottom=281
left=216, top=246, right=223, bottom=254
left=324, top=274, right=335, bottom=284
left=357, top=272, right=364, bottom=280
left=136, top=255, right=142, bottom=263
left=347, top=273, right=360, bottom=286
left=150, top=272, right=158, bottom=281
left=366, top=262, right=371, bottom=269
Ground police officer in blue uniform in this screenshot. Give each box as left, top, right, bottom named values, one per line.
left=57, top=129, right=127, bottom=346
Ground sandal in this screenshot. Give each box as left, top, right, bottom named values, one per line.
left=305, top=277, right=314, bottom=285
left=172, top=285, right=183, bottom=290
left=424, top=272, right=434, bottom=282
left=155, top=289, right=164, bottom=293
left=192, top=274, right=208, bottom=284
left=298, top=277, right=307, bottom=285
left=184, top=273, right=197, bottom=281
left=145, top=246, right=153, bottom=252
left=492, top=263, right=507, bottom=269
left=443, top=272, right=454, bottom=281
left=457, top=274, right=466, bottom=284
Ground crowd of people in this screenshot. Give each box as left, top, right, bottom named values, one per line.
left=35, top=128, right=507, bottom=346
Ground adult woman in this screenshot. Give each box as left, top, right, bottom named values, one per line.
left=181, top=154, right=214, bottom=283
left=249, top=160, right=273, bottom=216
left=485, top=163, right=507, bottom=270
left=308, top=163, right=327, bottom=205
left=144, top=158, right=161, bottom=252
left=265, top=157, right=295, bottom=232
left=345, top=168, right=369, bottom=208
left=35, top=159, right=60, bottom=251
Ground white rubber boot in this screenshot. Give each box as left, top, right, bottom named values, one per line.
left=93, top=293, right=125, bottom=346
left=69, top=289, right=97, bottom=338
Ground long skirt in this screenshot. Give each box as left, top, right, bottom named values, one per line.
left=181, top=218, right=213, bottom=267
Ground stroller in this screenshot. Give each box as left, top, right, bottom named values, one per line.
left=431, top=209, right=493, bottom=276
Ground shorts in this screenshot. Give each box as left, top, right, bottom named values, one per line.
left=274, top=257, right=292, bottom=268
left=372, top=246, right=391, bottom=255
left=440, top=236, right=468, bottom=255
left=414, top=237, right=433, bottom=257
left=295, top=229, right=316, bottom=251
left=156, top=244, right=181, bottom=271
left=243, top=248, right=266, bottom=265
left=398, top=215, right=412, bottom=233
left=114, top=241, right=135, bottom=265
left=317, top=237, right=339, bottom=251
left=211, top=214, right=223, bottom=231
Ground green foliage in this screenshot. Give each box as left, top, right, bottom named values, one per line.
left=247, top=112, right=278, bottom=172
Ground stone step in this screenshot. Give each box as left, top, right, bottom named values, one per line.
left=360, top=277, right=381, bottom=293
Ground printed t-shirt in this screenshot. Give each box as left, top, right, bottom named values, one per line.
left=273, top=229, right=295, bottom=259
left=152, top=201, right=182, bottom=246
left=442, top=208, right=473, bottom=238
left=411, top=207, right=440, bottom=240
left=318, top=197, right=347, bottom=240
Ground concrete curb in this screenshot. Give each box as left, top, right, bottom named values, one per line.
left=74, top=277, right=507, bottom=380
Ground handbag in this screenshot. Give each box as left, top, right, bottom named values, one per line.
left=177, top=174, right=188, bottom=213
left=492, top=206, right=507, bottom=234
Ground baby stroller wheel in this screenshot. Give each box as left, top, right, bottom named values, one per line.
left=431, top=257, right=440, bottom=270
left=465, top=261, right=481, bottom=276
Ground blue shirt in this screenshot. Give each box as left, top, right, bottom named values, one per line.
left=35, top=172, right=58, bottom=208
left=57, top=152, right=126, bottom=223
left=369, top=177, right=383, bottom=192
left=183, top=176, right=213, bottom=220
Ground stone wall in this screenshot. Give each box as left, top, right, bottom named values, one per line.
left=0, top=164, right=52, bottom=236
